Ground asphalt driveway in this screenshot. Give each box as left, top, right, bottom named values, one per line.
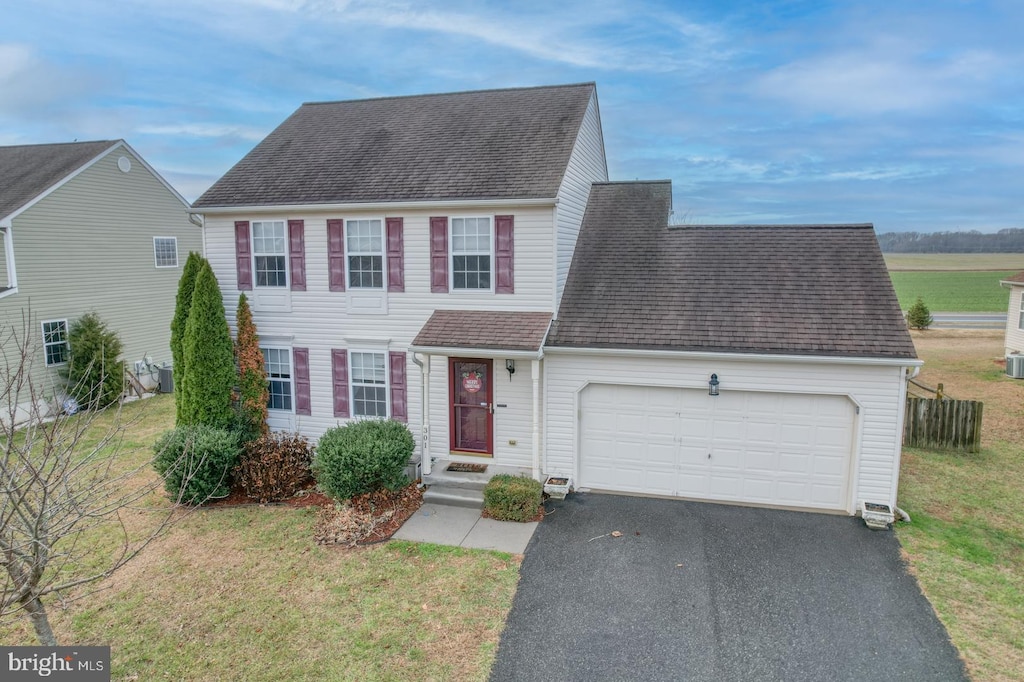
left=490, top=493, right=967, bottom=682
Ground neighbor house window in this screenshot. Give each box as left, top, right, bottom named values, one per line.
left=346, top=219, right=384, bottom=289
left=262, top=347, right=293, bottom=411
left=451, top=217, right=491, bottom=290
left=252, top=221, right=287, bottom=287
left=350, top=351, right=388, bottom=417
left=153, top=237, right=178, bottom=268
left=42, top=319, right=69, bottom=366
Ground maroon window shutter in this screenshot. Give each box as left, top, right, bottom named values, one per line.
left=389, top=351, right=407, bottom=422
left=331, top=349, right=350, bottom=418
left=386, top=217, right=405, bottom=292
left=495, top=215, right=514, bottom=294
left=293, top=348, right=311, bottom=416
left=327, top=219, right=345, bottom=292
left=430, top=217, right=448, bottom=293
left=234, top=221, right=252, bottom=291
left=288, top=219, right=306, bottom=291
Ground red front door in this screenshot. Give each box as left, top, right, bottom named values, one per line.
left=449, top=358, right=493, bottom=456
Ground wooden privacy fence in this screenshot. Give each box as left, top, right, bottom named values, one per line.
left=903, top=379, right=983, bottom=452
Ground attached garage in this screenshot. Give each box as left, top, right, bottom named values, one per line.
left=578, top=384, right=855, bottom=511
left=543, top=181, right=921, bottom=516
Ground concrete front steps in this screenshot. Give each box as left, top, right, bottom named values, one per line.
left=421, top=461, right=532, bottom=509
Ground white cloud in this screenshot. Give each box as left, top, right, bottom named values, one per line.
left=136, top=123, right=267, bottom=141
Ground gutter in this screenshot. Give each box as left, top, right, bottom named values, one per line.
left=408, top=345, right=544, bottom=361
left=542, top=344, right=923, bottom=368
left=195, top=196, right=558, bottom=215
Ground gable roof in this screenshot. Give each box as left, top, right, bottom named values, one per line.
left=412, top=310, right=552, bottom=353
left=547, top=181, right=917, bottom=359
left=193, top=83, right=597, bottom=209
left=0, top=140, right=118, bottom=221
left=1000, top=271, right=1024, bottom=285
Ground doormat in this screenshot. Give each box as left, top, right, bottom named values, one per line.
left=446, top=463, right=488, bottom=473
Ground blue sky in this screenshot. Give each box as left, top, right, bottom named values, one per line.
left=3, top=0, right=1022, bottom=233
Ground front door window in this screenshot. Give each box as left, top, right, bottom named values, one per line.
left=450, top=358, right=492, bottom=455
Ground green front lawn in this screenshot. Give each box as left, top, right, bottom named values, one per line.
left=889, top=271, right=1014, bottom=312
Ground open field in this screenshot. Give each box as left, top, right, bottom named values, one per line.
left=884, top=253, right=1024, bottom=271
left=898, top=330, right=1024, bottom=682
left=889, top=271, right=1014, bottom=312
left=0, top=394, right=520, bottom=681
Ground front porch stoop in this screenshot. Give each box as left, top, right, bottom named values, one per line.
left=421, top=461, right=533, bottom=509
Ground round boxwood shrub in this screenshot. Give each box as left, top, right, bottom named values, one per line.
left=314, top=419, right=414, bottom=501
left=483, top=474, right=543, bottom=522
left=153, top=425, right=241, bottom=505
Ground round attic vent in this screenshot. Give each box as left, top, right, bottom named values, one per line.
left=117, top=156, right=132, bottom=173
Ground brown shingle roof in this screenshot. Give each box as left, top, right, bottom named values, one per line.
left=193, top=83, right=596, bottom=209
left=0, top=140, right=117, bottom=220
left=547, top=181, right=917, bottom=359
left=413, top=310, right=552, bottom=352
left=1001, top=271, right=1024, bottom=284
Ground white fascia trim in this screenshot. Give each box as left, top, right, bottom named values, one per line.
left=196, top=197, right=557, bottom=216
left=543, top=345, right=923, bottom=368
left=409, top=345, right=543, bottom=361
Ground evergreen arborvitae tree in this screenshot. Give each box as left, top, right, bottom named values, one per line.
left=171, top=252, right=203, bottom=421
left=63, top=313, right=125, bottom=410
left=180, top=261, right=235, bottom=429
left=906, top=296, right=934, bottom=330
left=235, top=293, right=268, bottom=441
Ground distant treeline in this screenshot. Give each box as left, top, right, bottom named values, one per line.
left=878, top=228, right=1024, bottom=253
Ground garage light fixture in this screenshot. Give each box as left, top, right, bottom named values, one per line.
left=708, top=373, right=720, bottom=396
left=506, top=359, right=516, bottom=380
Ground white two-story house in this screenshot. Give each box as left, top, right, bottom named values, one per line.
left=193, top=83, right=607, bottom=482
left=195, top=83, right=920, bottom=517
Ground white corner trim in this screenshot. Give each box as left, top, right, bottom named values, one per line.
left=542, top=344, right=923, bottom=368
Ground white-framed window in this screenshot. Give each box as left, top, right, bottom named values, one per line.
left=153, top=237, right=178, bottom=268
left=262, top=347, right=293, bottom=411
left=346, top=219, right=384, bottom=289
left=451, top=217, right=492, bottom=290
left=42, top=319, right=69, bottom=366
left=350, top=351, right=388, bottom=418
left=252, top=220, right=288, bottom=287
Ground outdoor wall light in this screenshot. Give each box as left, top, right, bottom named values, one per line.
left=708, top=373, right=720, bottom=396
left=506, top=359, right=516, bottom=380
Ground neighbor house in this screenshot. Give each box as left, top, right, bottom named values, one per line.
left=0, top=140, right=202, bottom=418
left=1000, top=272, right=1024, bottom=359
left=193, top=83, right=920, bottom=517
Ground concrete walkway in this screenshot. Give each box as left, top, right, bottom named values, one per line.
left=392, top=503, right=538, bottom=554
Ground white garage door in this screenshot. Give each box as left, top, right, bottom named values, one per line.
left=579, top=384, right=855, bottom=511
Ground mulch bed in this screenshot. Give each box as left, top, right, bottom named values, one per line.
left=202, top=480, right=423, bottom=547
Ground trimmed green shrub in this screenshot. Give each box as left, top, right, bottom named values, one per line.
left=906, top=296, right=934, bottom=329
left=234, top=293, right=268, bottom=443
left=234, top=431, right=313, bottom=503
left=180, top=261, right=235, bottom=429
left=62, top=312, right=125, bottom=410
left=171, top=252, right=203, bottom=421
left=483, top=474, right=542, bottom=522
left=314, top=420, right=414, bottom=501
left=153, top=425, right=241, bottom=505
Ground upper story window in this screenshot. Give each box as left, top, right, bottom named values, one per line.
left=252, top=221, right=287, bottom=287
left=346, top=219, right=384, bottom=289
left=153, top=237, right=178, bottom=268
left=451, top=217, right=491, bottom=290
left=262, top=346, right=293, bottom=411
left=42, top=319, right=69, bottom=366
left=350, top=351, right=388, bottom=418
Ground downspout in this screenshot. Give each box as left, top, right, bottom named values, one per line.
left=411, top=353, right=431, bottom=477
left=893, top=364, right=921, bottom=524
left=531, top=359, right=541, bottom=481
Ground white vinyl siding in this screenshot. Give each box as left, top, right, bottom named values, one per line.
left=1005, top=285, right=1024, bottom=354
left=201, top=206, right=555, bottom=454
left=346, top=219, right=384, bottom=289
left=0, top=146, right=200, bottom=406
left=451, top=217, right=492, bottom=290
left=252, top=220, right=288, bottom=287
left=544, top=351, right=912, bottom=515
left=153, top=237, right=178, bottom=267
left=42, top=319, right=68, bottom=366
left=263, top=347, right=293, bottom=412
left=554, top=91, right=609, bottom=310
